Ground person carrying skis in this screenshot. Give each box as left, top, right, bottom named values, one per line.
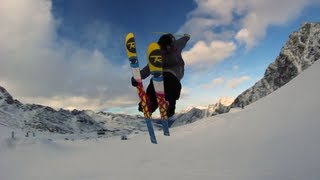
left=131, top=33, right=190, bottom=117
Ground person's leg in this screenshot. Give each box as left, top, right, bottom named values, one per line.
left=163, top=72, right=182, bottom=117
left=166, top=99, right=176, bottom=117
left=145, top=79, right=158, bottom=113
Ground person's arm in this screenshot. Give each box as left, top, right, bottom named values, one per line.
left=175, top=34, right=190, bottom=52
left=140, top=65, right=150, bottom=79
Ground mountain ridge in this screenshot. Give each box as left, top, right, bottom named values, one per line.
left=232, top=22, right=320, bottom=107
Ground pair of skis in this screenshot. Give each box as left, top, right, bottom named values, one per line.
left=125, top=32, right=170, bottom=144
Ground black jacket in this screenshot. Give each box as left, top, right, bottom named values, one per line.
left=140, top=35, right=190, bottom=80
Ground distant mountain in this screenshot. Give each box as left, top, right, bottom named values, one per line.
left=171, top=97, right=234, bottom=127
left=0, top=86, right=150, bottom=135
left=206, top=97, right=234, bottom=117
left=171, top=107, right=205, bottom=127
left=0, top=86, right=105, bottom=133
left=232, top=22, right=320, bottom=107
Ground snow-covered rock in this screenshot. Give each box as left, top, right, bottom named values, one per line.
left=0, top=84, right=154, bottom=136
left=232, top=22, right=320, bottom=107
left=206, top=97, right=234, bottom=117
left=0, top=86, right=104, bottom=134
left=172, top=97, right=234, bottom=127
left=171, top=107, right=205, bottom=127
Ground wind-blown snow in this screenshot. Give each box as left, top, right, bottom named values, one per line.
left=1, top=61, right=320, bottom=179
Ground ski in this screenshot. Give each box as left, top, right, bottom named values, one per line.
left=147, top=42, right=170, bottom=136
left=125, top=33, right=157, bottom=144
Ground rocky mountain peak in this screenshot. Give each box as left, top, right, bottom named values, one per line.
left=0, top=86, right=22, bottom=106
left=218, top=97, right=234, bottom=106
left=232, top=22, right=320, bottom=108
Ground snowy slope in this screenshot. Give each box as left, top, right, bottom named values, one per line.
left=1, top=57, right=319, bottom=180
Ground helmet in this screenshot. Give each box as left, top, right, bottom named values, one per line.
left=157, top=33, right=175, bottom=51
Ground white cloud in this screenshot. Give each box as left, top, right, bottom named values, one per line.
left=191, top=0, right=235, bottom=21
left=179, top=0, right=318, bottom=49
left=21, top=96, right=136, bottom=111
left=235, top=28, right=251, bottom=45
left=227, top=76, right=251, bottom=89
left=180, top=87, right=190, bottom=99
left=0, top=0, right=135, bottom=111
left=182, top=40, right=236, bottom=67
left=232, top=65, right=239, bottom=71
left=234, top=0, right=316, bottom=48
left=212, top=78, right=225, bottom=86
left=201, top=77, right=225, bottom=89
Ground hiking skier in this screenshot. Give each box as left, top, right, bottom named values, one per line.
left=131, top=33, right=190, bottom=117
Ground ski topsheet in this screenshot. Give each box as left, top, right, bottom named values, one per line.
left=125, top=33, right=157, bottom=144
left=147, top=42, right=170, bottom=136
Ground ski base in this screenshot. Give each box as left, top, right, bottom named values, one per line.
left=145, top=119, right=157, bottom=144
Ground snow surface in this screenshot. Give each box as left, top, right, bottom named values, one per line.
left=1, top=61, right=320, bottom=180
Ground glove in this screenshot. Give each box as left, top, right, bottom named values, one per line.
left=184, top=33, right=191, bottom=38
left=131, top=77, right=138, bottom=87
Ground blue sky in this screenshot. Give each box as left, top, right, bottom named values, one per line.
left=1, top=0, right=320, bottom=115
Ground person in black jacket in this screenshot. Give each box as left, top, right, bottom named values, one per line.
left=131, top=33, right=190, bottom=117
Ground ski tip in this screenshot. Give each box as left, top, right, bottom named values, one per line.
left=125, top=33, right=137, bottom=55
left=125, top=33, right=134, bottom=42
left=125, top=32, right=134, bottom=44
left=148, top=42, right=160, bottom=48
left=147, top=42, right=162, bottom=71
left=126, top=32, right=134, bottom=37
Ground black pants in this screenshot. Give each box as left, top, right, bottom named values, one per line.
left=139, top=72, right=181, bottom=114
